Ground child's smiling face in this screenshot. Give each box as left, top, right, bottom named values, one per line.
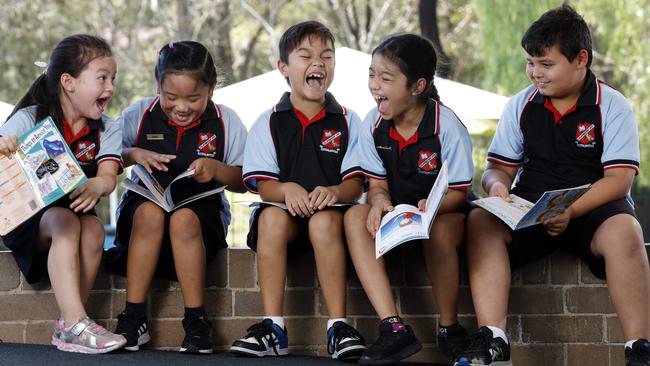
left=278, top=35, right=335, bottom=105
left=64, top=56, right=117, bottom=121
left=526, top=45, right=588, bottom=101
left=159, top=73, right=213, bottom=127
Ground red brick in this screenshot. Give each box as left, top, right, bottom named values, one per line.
left=233, top=290, right=262, bottom=316
left=521, top=315, right=603, bottom=343
left=227, top=249, right=256, bottom=288
left=0, top=294, right=59, bottom=321
left=147, top=319, right=184, bottom=347
left=511, top=344, right=564, bottom=366
left=606, top=316, right=624, bottom=343
left=205, top=289, right=232, bottom=317
left=509, top=287, right=563, bottom=314
left=566, top=287, right=614, bottom=314
left=567, top=344, right=610, bottom=366
left=610, top=345, right=625, bottom=366
left=0, top=253, right=20, bottom=291
left=25, top=321, right=54, bottom=344
left=0, top=323, right=24, bottom=343
left=285, top=317, right=328, bottom=346
left=150, top=290, right=185, bottom=318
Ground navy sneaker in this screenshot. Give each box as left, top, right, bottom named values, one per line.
left=453, top=326, right=512, bottom=366
left=180, top=314, right=213, bottom=354
left=438, top=323, right=470, bottom=361
left=626, top=339, right=650, bottom=366
left=327, top=321, right=366, bottom=359
left=114, top=310, right=150, bottom=351
left=230, top=319, right=289, bottom=357
left=359, top=321, right=422, bottom=365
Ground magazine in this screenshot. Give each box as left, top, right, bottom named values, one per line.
left=235, top=201, right=351, bottom=210
left=123, top=164, right=224, bottom=212
left=375, top=161, right=449, bottom=258
left=0, top=117, right=87, bottom=235
left=472, top=184, right=590, bottom=230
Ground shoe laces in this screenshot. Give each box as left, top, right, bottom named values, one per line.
left=245, top=320, right=282, bottom=356
left=328, top=322, right=364, bottom=354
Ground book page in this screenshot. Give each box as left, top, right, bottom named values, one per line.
left=375, top=204, right=429, bottom=258
left=132, top=164, right=167, bottom=206
left=0, top=155, right=41, bottom=235
left=472, top=195, right=534, bottom=231
left=515, top=185, right=590, bottom=229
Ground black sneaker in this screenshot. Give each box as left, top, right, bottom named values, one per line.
left=180, top=314, right=213, bottom=354
left=327, top=321, right=366, bottom=360
left=453, top=326, right=512, bottom=366
left=359, top=321, right=422, bottom=365
left=115, top=310, right=150, bottom=351
left=626, top=339, right=650, bottom=366
left=230, top=319, right=289, bottom=357
left=438, top=323, right=469, bottom=361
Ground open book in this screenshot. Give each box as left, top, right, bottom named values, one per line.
left=472, top=184, right=590, bottom=230
left=235, top=201, right=351, bottom=210
left=0, top=117, right=87, bottom=235
left=375, top=161, right=448, bottom=258
left=123, top=164, right=224, bottom=212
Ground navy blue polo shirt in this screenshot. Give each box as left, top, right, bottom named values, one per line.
left=359, top=99, right=473, bottom=206
left=488, top=70, right=640, bottom=202
left=242, top=92, right=363, bottom=193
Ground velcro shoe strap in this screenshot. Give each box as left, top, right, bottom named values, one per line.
left=70, top=318, right=92, bottom=336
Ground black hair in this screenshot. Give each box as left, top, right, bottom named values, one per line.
left=521, top=4, right=593, bottom=67
left=278, top=20, right=335, bottom=65
left=372, top=33, right=440, bottom=102
left=8, top=34, right=113, bottom=128
left=155, top=40, right=218, bottom=90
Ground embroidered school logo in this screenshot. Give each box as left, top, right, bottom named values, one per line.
left=197, top=132, right=217, bottom=157
left=417, top=150, right=437, bottom=173
left=575, top=122, right=596, bottom=147
left=320, top=129, right=342, bottom=153
left=74, top=141, right=96, bottom=162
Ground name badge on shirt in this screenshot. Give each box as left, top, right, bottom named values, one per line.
left=146, top=134, right=164, bottom=141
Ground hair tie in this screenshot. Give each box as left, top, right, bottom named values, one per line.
left=34, top=61, right=48, bottom=74
left=168, top=41, right=174, bottom=48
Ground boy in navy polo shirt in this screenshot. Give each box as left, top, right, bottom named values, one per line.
left=230, top=21, right=366, bottom=360
left=455, top=6, right=650, bottom=366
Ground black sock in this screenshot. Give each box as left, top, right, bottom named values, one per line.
left=125, top=301, right=146, bottom=318
left=184, top=306, right=207, bottom=319
left=381, top=316, right=406, bottom=333
left=439, top=322, right=464, bottom=336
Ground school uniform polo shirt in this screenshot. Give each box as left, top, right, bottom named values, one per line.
left=359, top=99, right=473, bottom=206
left=0, top=105, right=123, bottom=177
left=488, top=70, right=640, bottom=202
left=242, top=92, right=363, bottom=193
left=119, top=96, right=247, bottom=226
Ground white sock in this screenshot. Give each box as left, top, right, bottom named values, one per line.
left=487, top=326, right=509, bottom=344
left=626, top=339, right=639, bottom=349
left=327, top=318, right=348, bottom=331
left=264, top=316, right=285, bottom=329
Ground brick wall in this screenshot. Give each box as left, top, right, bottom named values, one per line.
left=0, top=246, right=632, bottom=366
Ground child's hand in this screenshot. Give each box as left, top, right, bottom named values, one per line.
left=282, top=182, right=313, bottom=217
left=543, top=207, right=572, bottom=236
left=488, top=182, right=511, bottom=202
left=417, top=198, right=427, bottom=212
left=308, top=186, right=338, bottom=210
left=0, top=135, right=18, bottom=157
left=367, top=200, right=394, bottom=237
left=133, top=148, right=175, bottom=173
left=69, top=177, right=106, bottom=213
left=188, top=158, right=219, bottom=183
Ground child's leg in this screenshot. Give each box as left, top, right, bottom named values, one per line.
left=169, top=208, right=206, bottom=308
left=422, top=212, right=465, bottom=326
left=257, top=207, right=298, bottom=315
left=38, top=207, right=84, bottom=326
left=466, top=208, right=512, bottom=330
left=591, top=214, right=650, bottom=340
left=344, top=204, right=398, bottom=318
left=126, top=202, right=165, bottom=303
left=309, top=209, right=346, bottom=318
left=78, top=216, right=105, bottom=303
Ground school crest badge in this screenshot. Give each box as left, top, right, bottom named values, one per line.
left=575, top=122, right=596, bottom=147
left=74, top=141, right=96, bottom=162
left=320, top=129, right=342, bottom=153
left=197, top=132, right=217, bottom=157
left=418, top=150, right=437, bottom=173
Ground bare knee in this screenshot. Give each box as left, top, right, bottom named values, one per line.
left=344, top=204, right=371, bottom=250
left=79, top=216, right=105, bottom=254
left=257, top=207, right=293, bottom=254
left=169, top=208, right=202, bottom=243
left=466, top=208, right=510, bottom=251
left=40, top=208, right=81, bottom=241
left=309, top=210, right=343, bottom=251
left=593, top=214, right=645, bottom=259
left=132, top=202, right=165, bottom=235
left=425, top=213, right=465, bottom=253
